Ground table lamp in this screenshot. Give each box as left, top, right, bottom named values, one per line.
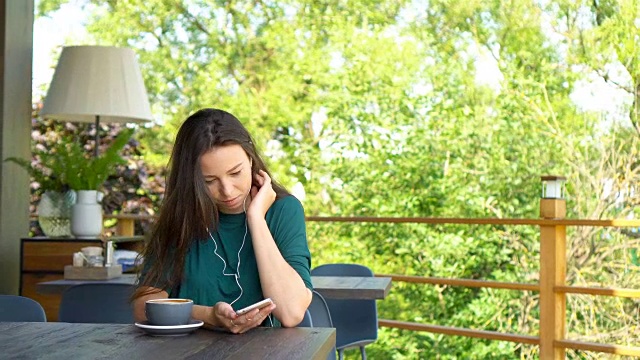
left=40, top=45, right=153, bottom=156
left=39, top=45, right=153, bottom=239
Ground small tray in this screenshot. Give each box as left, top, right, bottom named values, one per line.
left=64, top=264, right=123, bottom=280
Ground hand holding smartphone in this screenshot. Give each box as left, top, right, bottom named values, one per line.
left=235, top=298, right=273, bottom=315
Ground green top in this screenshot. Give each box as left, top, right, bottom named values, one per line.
left=169, top=195, right=312, bottom=326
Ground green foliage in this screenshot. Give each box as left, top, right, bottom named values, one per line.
left=7, top=127, right=133, bottom=191
left=4, top=156, right=66, bottom=193
left=35, top=0, right=69, bottom=18
left=56, top=128, right=133, bottom=190
left=24, top=113, right=162, bottom=236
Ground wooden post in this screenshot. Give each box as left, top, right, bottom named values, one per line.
left=0, top=0, right=34, bottom=295
left=539, top=197, right=567, bottom=359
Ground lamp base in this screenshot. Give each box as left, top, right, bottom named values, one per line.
left=540, top=198, right=566, bottom=219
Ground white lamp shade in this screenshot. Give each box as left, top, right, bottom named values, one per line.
left=41, top=46, right=153, bottom=124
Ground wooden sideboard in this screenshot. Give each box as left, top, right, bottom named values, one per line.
left=19, top=236, right=144, bottom=321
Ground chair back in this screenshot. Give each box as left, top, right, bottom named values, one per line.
left=311, top=264, right=378, bottom=357
left=298, top=309, right=313, bottom=327
left=59, top=283, right=134, bottom=324
left=308, top=290, right=334, bottom=328
left=298, top=290, right=336, bottom=360
left=0, top=295, right=47, bottom=322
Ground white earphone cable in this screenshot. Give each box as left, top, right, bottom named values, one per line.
left=207, top=192, right=250, bottom=306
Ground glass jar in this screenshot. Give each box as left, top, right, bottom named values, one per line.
left=37, top=190, right=76, bottom=237
left=86, top=255, right=104, bottom=267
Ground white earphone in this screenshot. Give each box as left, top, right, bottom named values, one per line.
left=207, top=158, right=274, bottom=326
left=208, top=228, right=246, bottom=304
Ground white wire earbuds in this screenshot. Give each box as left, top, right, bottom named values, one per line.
left=207, top=161, right=274, bottom=326
left=208, top=228, right=246, bottom=307
left=208, top=189, right=250, bottom=307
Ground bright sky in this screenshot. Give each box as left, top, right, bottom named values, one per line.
left=32, top=0, right=89, bottom=100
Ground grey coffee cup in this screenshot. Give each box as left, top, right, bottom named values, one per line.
left=145, top=298, right=193, bottom=326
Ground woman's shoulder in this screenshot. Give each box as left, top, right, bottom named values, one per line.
left=266, top=195, right=306, bottom=233
left=269, top=194, right=304, bottom=213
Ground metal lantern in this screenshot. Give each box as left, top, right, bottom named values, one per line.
left=541, top=175, right=566, bottom=199
left=540, top=175, right=567, bottom=219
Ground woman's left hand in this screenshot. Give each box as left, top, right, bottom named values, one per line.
left=247, top=170, right=276, bottom=218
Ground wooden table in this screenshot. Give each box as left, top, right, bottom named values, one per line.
left=0, top=322, right=335, bottom=360
left=37, top=275, right=392, bottom=300
left=20, top=236, right=145, bottom=321
left=36, top=274, right=137, bottom=295
left=311, top=276, right=392, bottom=300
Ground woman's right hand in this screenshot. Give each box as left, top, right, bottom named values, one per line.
left=211, top=301, right=276, bottom=334
left=247, top=170, right=276, bottom=219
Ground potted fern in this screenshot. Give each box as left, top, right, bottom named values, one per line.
left=5, top=128, right=133, bottom=238
left=4, top=153, right=75, bottom=237
left=58, top=129, right=133, bottom=238
left=54, top=129, right=133, bottom=191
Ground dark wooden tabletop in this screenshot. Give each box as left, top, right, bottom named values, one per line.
left=0, top=322, right=335, bottom=360
left=37, top=275, right=392, bottom=300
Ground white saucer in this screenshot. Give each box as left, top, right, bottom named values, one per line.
left=135, top=320, right=204, bottom=336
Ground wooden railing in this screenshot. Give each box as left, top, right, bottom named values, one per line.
left=104, top=207, right=640, bottom=359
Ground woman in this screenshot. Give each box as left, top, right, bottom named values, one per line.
left=132, top=108, right=312, bottom=333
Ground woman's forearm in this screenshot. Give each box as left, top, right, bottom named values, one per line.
left=192, top=304, right=220, bottom=329
left=248, top=217, right=312, bottom=327
left=132, top=287, right=168, bottom=322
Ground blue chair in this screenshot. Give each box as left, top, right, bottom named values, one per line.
left=311, top=264, right=378, bottom=360
left=59, top=283, right=134, bottom=324
left=298, top=290, right=337, bottom=360
left=0, top=295, right=47, bottom=322
left=299, top=309, right=313, bottom=327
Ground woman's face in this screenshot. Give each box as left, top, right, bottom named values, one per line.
left=200, top=144, right=253, bottom=214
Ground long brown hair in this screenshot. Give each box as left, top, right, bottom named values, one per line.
left=133, top=108, right=290, bottom=299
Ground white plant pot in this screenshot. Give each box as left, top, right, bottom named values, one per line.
left=71, top=190, right=103, bottom=239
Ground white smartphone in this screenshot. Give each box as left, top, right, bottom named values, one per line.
left=235, top=298, right=273, bottom=315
